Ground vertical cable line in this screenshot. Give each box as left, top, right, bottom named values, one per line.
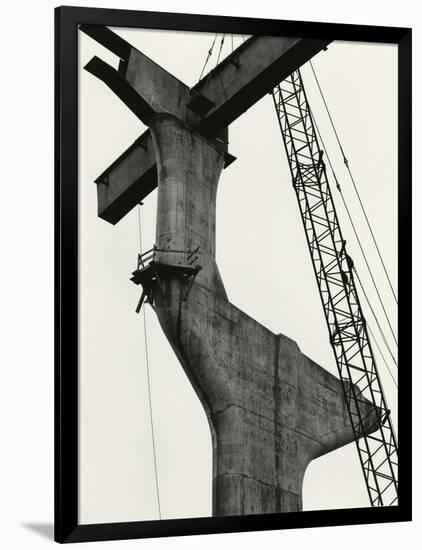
left=309, top=59, right=398, bottom=305
left=215, top=35, right=228, bottom=100
left=198, top=34, right=218, bottom=81
left=216, top=34, right=225, bottom=67
left=354, top=267, right=398, bottom=368
left=137, top=205, right=162, bottom=519
left=367, top=324, right=398, bottom=389
left=308, top=100, right=398, bottom=351
left=295, top=104, right=399, bottom=380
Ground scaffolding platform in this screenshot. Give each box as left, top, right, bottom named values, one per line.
left=131, top=246, right=202, bottom=312
left=130, top=261, right=201, bottom=286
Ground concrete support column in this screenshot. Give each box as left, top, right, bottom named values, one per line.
left=150, top=113, right=227, bottom=298
left=148, top=113, right=379, bottom=518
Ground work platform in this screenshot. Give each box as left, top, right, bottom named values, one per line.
left=131, top=246, right=201, bottom=312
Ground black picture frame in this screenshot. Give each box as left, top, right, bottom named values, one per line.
left=55, top=5, right=412, bottom=544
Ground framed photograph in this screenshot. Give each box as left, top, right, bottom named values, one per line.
left=55, top=5, right=411, bottom=543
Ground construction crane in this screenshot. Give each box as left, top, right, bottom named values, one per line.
left=272, top=68, right=398, bottom=506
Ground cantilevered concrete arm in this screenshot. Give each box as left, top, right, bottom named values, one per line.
left=80, top=24, right=132, bottom=60
left=81, top=25, right=331, bottom=136
left=81, top=25, right=331, bottom=224
left=193, top=36, right=331, bottom=135
left=94, top=125, right=233, bottom=224
left=94, top=130, right=157, bottom=224
left=84, top=56, right=156, bottom=125
left=81, top=25, right=200, bottom=127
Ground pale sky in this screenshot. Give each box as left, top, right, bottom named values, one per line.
left=78, top=27, right=398, bottom=524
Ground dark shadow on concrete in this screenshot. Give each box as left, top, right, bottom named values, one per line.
left=22, top=523, right=54, bottom=540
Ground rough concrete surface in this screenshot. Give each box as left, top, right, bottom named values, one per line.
left=147, top=113, right=378, bottom=516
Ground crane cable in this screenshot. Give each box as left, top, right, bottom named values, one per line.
left=306, top=91, right=398, bottom=384
left=198, top=34, right=228, bottom=101
left=215, top=34, right=225, bottom=66
left=198, top=33, right=218, bottom=81
left=354, top=266, right=398, bottom=370
left=307, top=97, right=398, bottom=351
left=215, top=35, right=228, bottom=100
left=309, top=59, right=398, bottom=306
left=368, top=324, right=398, bottom=388
left=137, top=205, right=162, bottom=519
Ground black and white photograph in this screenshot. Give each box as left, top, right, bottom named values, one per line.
left=78, top=24, right=400, bottom=523
left=54, top=4, right=411, bottom=545
left=1, top=1, right=419, bottom=549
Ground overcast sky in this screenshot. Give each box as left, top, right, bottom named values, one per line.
left=79, top=27, right=398, bottom=524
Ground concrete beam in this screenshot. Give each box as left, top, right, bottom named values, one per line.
left=82, top=26, right=331, bottom=224
left=81, top=25, right=200, bottom=127
left=123, top=48, right=200, bottom=127
left=95, top=126, right=234, bottom=225
left=82, top=25, right=331, bottom=137
left=84, top=56, right=156, bottom=126
left=193, top=36, right=331, bottom=135
left=95, top=130, right=156, bottom=224
left=80, top=24, right=132, bottom=60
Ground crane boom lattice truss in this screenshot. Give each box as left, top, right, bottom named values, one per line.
left=272, top=70, right=398, bottom=506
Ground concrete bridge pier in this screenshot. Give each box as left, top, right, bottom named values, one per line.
left=148, top=113, right=379, bottom=517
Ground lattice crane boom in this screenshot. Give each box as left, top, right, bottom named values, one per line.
left=272, top=69, right=398, bottom=506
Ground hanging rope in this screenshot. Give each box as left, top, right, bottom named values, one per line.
left=309, top=59, right=398, bottom=306
left=215, top=35, right=228, bottom=100
left=137, top=204, right=143, bottom=255
left=215, top=34, right=225, bottom=67
left=198, top=34, right=218, bottom=81
left=308, top=101, right=398, bottom=350
left=137, top=205, right=162, bottom=519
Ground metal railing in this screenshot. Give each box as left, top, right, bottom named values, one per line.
left=136, top=245, right=201, bottom=270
